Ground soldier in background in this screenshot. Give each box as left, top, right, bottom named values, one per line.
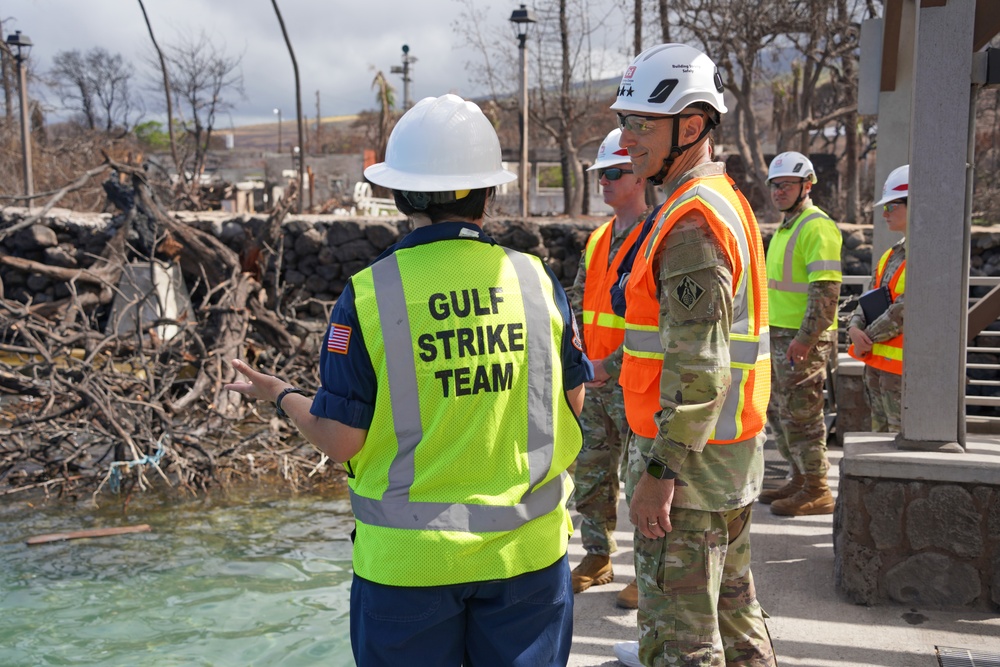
left=848, top=164, right=908, bottom=432
left=760, top=151, right=843, bottom=517
left=567, top=128, right=649, bottom=609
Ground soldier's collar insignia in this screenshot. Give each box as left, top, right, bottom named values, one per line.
left=674, top=276, right=705, bottom=310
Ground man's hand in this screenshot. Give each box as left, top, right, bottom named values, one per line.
left=629, top=474, right=675, bottom=538
left=786, top=339, right=812, bottom=366
left=847, top=325, right=873, bottom=356
left=587, top=357, right=611, bottom=387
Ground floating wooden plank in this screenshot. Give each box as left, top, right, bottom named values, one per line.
left=26, top=524, right=152, bottom=545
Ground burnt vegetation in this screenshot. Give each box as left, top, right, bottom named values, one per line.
left=0, top=163, right=344, bottom=502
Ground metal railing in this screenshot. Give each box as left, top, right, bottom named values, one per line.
left=838, top=274, right=1000, bottom=428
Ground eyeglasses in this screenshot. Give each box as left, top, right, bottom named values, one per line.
left=616, top=112, right=698, bottom=134
left=883, top=201, right=906, bottom=213
left=768, top=180, right=803, bottom=193
left=598, top=167, right=633, bottom=181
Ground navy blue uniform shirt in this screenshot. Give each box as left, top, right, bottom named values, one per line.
left=311, top=221, right=593, bottom=429
left=610, top=201, right=663, bottom=317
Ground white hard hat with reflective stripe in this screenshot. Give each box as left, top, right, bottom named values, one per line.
left=875, top=164, right=909, bottom=206
left=364, top=94, right=516, bottom=192
left=610, top=43, right=727, bottom=116
left=768, top=151, right=817, bottom=184
left=587, top=129, right=631, bottom=171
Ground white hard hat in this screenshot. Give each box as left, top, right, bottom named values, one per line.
left=364, top=94, right=516, bottom=192
left=610, top=43, right=727, bottom=117
left=587, top=129, right=631, bottom=171
left=768, top=151, right=817, bottom=184
left=875, top=164, right=909, bottom=206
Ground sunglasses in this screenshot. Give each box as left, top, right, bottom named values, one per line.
left=616, top=111, right=698, bottom=134
left=883, top=201, right=906, bottom=213
left=598, top=167, right=633, bottom=181
left=768, top=181, right=803, bottom=193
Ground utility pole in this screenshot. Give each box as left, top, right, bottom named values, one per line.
left=6, top=31, right=33, bottom=207
left=315, top=90, right=322, bottom=151
left=390, top=45, right=417, bottom=110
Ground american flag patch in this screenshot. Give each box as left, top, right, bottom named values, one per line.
left=327, top=323, right=352, bottom=354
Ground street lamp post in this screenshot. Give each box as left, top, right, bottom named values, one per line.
left=390, top=44, right=417, bottom=111
left=509, top=5, right=536, bottom=219
left=273, top=107, right=282, bottom=152
left=6, top=31, right=33, bottom=207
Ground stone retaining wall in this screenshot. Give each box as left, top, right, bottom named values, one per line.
left=834, top=438, right=1000, bottom=612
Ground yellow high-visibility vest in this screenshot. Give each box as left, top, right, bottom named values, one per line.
left=349, top=236, right=582, bottom=586
left=765, top=205, right=843, bottom=330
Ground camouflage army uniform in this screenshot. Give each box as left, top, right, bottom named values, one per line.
left=568, top=214, right=646, bottom=556
left=767, top=198, right=842, bottom=478
left=609, top=163, right=775, bottom=667
left=848, top=238, right=906, bottom=431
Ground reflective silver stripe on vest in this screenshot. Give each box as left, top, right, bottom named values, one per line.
left=808, top=259, right=842, bottom=272
left=770, top=211, right=838, bottom=293
left=644, top=188, right=703, bottom=261
left=349, top=472, right=566, bottom=532
left=731, top=337, right=765, bottom=366
left=715, top=366, right=744, bottom=441
left=502, top=247, right=555, bottom=490
left=371, top=255, right=422, bottom=505
left=354, top=250, right=561, bottom=533
left=690, top=186, right=752, bottom=335
left=624, top=328, right=663, bottom=355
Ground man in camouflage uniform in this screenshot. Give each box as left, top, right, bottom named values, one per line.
left=567, top=129, right=649, bottom=607
left=761, top=152, right=843, bottom=516
left=598, top=44, right=776, bottom=667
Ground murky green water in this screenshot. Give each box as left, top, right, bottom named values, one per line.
left=0, top=488, right=357, bottom=666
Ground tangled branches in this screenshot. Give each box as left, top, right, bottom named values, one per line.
left=0, top=161, right=346, bottom=502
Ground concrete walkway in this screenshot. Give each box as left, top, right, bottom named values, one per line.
left=567, top=445, right=1000, bottom=666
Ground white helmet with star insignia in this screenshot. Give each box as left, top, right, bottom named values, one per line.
left=610, top=43, right=727, bottom=118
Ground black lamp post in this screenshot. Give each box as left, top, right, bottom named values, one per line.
left=509, top=5, right=536, bottom=219
left=6, top=30, right=33, bottom=206
left=390, top=44, right=417, bottom=110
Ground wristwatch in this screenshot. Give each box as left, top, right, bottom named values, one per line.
left=275, top=387, right=307, bottom=418
left=645, top=457, right=677, bottom=480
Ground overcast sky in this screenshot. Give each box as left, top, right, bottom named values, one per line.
left=6, top=0, right=635, bottom=129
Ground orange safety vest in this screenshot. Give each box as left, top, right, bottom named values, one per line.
left=582, top=218, right=645, bottom=359
left=848, top=247, right=905, bottom=375
left=620, top=172, right=770, bottom=442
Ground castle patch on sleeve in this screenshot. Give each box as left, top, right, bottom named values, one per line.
left=673, top=276, right=705, bottom=310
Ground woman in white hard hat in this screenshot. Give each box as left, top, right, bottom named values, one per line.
left=847, top=164, right=908, bottom=431
left=226, top=94, right=592, bottom=666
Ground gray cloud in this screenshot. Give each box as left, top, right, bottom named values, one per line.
left=7, top=0, right=502, bottom=126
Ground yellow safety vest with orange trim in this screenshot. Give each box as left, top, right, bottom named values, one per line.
left=620, top=172, right=770, bottom=442
left=848, top=247, right=905, bottom=375
left=581, top=218, right=645, bottom=359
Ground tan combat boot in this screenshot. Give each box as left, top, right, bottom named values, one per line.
left=571, top=554, right=614, bottom=593
left=615, top=578, right=638, bottom=609
left=770, top=474, right=835, bottom=516
left=758, top=467, right=804, bottom=505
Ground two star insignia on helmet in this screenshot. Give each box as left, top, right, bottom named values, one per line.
left=617, top=86, right=635, bottom=97
left=673, top=276, right=705, bottom=310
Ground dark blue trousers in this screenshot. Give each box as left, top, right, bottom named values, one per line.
left=350, top=553, right=573, bottom=666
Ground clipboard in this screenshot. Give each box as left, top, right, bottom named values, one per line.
left=859, top=285, right=892, bottom=324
